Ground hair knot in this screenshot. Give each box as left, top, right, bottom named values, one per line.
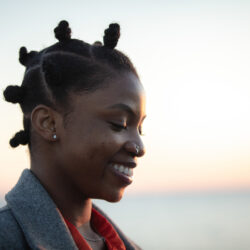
left=3, top=85, right=25, bottom=104
left=19, top=47, right=28, bottom=65
left=9, top=130, right=29, bottom=148
left=54, top=20, right=71, bottom=42
left=93, top=41, right=102, bottom=46
left=103, top=23, right=120, bottom=49
left=19, top=46, right=38, bottom=66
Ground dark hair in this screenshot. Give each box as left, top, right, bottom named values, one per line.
left=3, top=20, right=139, bottom=148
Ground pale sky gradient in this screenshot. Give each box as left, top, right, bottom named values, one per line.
left=0, top=0, right=250, bottom=197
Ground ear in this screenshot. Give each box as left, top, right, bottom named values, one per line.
left=31, top=105, right=62, bottom=142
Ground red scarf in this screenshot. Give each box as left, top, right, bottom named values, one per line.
left=63, top=208, right=126, bottom=250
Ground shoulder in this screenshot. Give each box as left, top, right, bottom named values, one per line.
left=0, top=205, right=29, bottom=249
left=0, top=205, right=19, bottom=235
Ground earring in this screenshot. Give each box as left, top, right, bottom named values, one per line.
left=53, top=134, right=57, bottom=140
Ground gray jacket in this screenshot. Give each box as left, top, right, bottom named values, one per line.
left=0, top=169, right=141, bottom=250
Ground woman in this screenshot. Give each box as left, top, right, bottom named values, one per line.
left=0, top=20, right=146, bottom=250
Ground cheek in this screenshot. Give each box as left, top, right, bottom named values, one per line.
left=60, top=117, right=126, bottom=172
left=87, top=133, right=123, bottom=162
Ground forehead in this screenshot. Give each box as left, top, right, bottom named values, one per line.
left=71, top=72, right=146, bottom=116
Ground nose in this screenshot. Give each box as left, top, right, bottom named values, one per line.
left=124, top=140, right=145, bottom=158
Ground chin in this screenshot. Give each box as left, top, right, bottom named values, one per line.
left=102, top=188, right=125, bottom=203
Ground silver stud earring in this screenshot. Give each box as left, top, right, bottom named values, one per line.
left=53, top=134, right=57, bottom=140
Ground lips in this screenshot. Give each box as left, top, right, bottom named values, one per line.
left=108, top=162, right=136, bottom=185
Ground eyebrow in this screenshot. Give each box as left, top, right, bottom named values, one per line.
left=107, top=103, right=146, bottom=120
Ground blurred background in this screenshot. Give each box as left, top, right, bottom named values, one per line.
left=0, top=0, right=250, bottom=249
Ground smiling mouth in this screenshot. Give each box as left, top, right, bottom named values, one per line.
left=114, top=164, right=133, bottom=177
left=109, top=163, right=134, bottom=184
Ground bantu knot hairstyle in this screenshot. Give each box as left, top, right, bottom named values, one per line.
left=103, top=23, right=120, bottom=49
left=93, top=41, right=103, bottom=46
left=3, top=85, right=25, bottom=104
left=19, top=47, right=38, bottom=67
left=4, top=20, right=138, bottom=148
left=9, top=130, right=29, bottom=148
left=54, top=20, right=71, bottom=42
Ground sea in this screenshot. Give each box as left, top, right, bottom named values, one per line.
left=93, top=191, right=250, bottom=250
left=1, top=191, right=250, bottom=250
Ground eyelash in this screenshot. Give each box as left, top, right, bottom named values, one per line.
left=109, top=122, right=127, bottom=132
left=109, top=122, right=144, bottom=136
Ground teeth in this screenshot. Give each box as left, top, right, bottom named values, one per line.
left=119, top=165, right=124, bottom=172
left=112, top=164, right=133, bottom=177
left=128, top=168, right=132, bottom=176
left=124, top=168, right=129, bottom=175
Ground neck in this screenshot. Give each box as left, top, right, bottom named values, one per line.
left=30, top=154, right=92, bottom=227
left=59, top=198, right=92, bottom=227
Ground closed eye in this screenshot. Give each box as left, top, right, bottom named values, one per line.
left=109, top=122, right=145, bottom=135
left=109, top=122, right=127, bottom=132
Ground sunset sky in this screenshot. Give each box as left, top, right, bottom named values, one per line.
left=0, top=0, right=250, bottom=197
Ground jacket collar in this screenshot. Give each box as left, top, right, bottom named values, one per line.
left=5, top=169, right=77, bottom=250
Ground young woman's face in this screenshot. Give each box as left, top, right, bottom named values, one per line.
left=56, top=72, right=146, bottom=202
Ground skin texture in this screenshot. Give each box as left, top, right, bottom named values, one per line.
left=30, top=72, right=146, bottom=249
